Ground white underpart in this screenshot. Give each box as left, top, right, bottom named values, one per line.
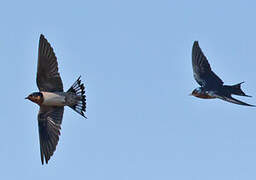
left=41, top=92, right=66, bottom=106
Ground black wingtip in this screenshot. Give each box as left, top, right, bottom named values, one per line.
left=193, top=41, right=199, bottom=46
left=222, top=96, right=256, bottom=107
left=39, top=34, right=47, bottom=45
left=81, top=113, right=88, bottom=119
left=245, top=104, right=256, bottom=107
left=40, top=34, right=45, bottom=39
left=192, top=41, right=200, bottom=51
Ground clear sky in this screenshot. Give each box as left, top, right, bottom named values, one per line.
left=1, top=0, right=256, bottom=179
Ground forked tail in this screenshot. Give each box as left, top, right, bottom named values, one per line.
left=67, top=76, right=87, bottom=118
left=225, top=82, right=251, bottom=97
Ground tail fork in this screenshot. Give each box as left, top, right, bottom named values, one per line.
left=67, top=76, right=87, bottom=118
left=228, top=82, right=251, bottom=97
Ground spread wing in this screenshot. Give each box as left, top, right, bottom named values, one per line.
left=216, top=95, right=255, bottom=107
left=38, top=106, right=64, bottom=164
left=192, top=41, right=223, bottom=88
left=36, top=34, right=63, bottom=92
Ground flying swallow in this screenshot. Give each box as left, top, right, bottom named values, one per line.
left=190, top=41, right=254, bottom=107
left=26, top=34, right=86, bottom=164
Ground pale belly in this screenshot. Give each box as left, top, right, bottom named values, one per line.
left=41, top=92, right=66, bottom=106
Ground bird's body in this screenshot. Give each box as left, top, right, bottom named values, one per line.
left=26, top=34, right=86, bottom=165
left=191, top=41, right=254, bottom=107
left=40, top=92, right=65, bottom=106
left=40, top=92, right=83, bottom=107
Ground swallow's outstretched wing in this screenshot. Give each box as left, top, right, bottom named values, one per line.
left=37, top=34, right=63, bottom=92
left=38, top=106, right=64, bottom=164
left=192, top=41, right=223, bottom=88
left=217, top=95, right=255, bottom=107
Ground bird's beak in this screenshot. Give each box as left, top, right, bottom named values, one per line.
left=25, top=96, right=29, bottom=99
left=189, top=93, right=192, bottom=96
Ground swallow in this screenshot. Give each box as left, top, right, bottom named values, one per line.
left=190, top=41, right=254, bottom=107
left=25, top=34, right=86, bottom=164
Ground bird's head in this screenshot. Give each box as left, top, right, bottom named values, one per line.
left=25, top=92, right=43, bottom=105
left=190, top=87, right=202, bottom=97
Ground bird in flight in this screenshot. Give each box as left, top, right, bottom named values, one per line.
left=26, top=34, right=86, bottom=164
left=190, top=41, right=254, bottom=107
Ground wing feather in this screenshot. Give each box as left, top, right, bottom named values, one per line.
left=192, top=41, right=223, bottom=88
left=214, top=94, right=255, bottom=107
left=38, top=106, right=64, bottom=164
left=221, top=96, right=255, bottom=107
left=36, top=34, right=63, bottom=92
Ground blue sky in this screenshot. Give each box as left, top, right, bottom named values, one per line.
left=1, top=0, right=256, bottom=179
